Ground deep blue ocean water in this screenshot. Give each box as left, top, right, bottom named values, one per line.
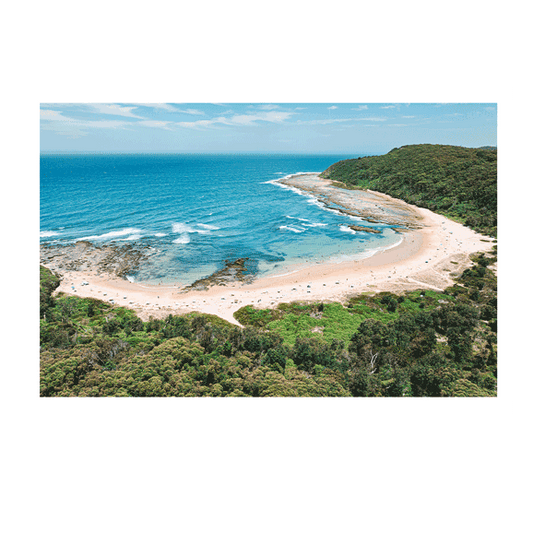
left=40, top=154, right=402, bottom=285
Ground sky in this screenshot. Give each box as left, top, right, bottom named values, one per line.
left=40, top=103, right=497, bottom=154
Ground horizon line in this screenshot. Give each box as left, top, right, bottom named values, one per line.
left=40, top=144, right=496, bottom=156
left=39, top=150, right=381, bottom=155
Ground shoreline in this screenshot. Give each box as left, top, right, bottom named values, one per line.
left=41, top=174, right=495, bottom=326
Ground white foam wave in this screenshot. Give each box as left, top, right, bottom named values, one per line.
left=283, top=172, right=320, bottom=179
left=263, top=176, right=315, bottom=196
left=339, top=226, right=357, bottom=234
left=197, top=223, right=220, bottom=230
left=78, top=228, right=142, bottom=241
left=264, top=178, right=290, bottom=188
left=279, top=225, right=304, bottom=233
left=172, top=222, right=219, bottom=234
left=173, top=234, right=191, bottom=244
left=330, top=234, right=405, bottom=263
left=126, top=275, right=136, bottom=282
left=172, top=222, right=194, bottom=233
left=40, top=231, right=60, bottom=238
left=286, top=216, right=310, bottom=222
left=375, top=234, right=404, bottom=253
left=153, top=233, right=168, bottom=237
left=302, top=222, right=328, bottom=227
left=266, top=175, right=366, bottom=223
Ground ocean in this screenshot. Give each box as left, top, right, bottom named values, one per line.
left=40, top=153, right=402, bottom=286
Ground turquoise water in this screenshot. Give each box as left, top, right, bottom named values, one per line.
left=40, top=153, right=401, bottom=285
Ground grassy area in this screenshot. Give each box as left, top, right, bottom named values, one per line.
left=234, top=290, right=454, bottom=347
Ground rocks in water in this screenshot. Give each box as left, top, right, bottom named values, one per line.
left=40, top=241, right=150, bottom=279
left=185, top=258, right=255, bottom=291
left=280, top=174, right=424, bottom=228
left=346, top=224, right=382, bottom=234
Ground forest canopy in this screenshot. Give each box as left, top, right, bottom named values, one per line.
left=320, top=144, right=497, bottom=236
left=40, top=246, right=497, bottom=397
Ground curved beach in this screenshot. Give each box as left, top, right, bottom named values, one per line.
left=42, top=174, right=495, bottom=326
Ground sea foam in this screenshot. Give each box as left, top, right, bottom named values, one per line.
left=172, top=222, right=218, bottom=234
left=279, top=225, right=304, bottom=233
left=197, top=223, right=220, bottom=230
left=173, top=234, right=191, bottom=244
left=339, top=226, right=357, bottom=234
left=40, top=231, right=60, bottom=238
left=78, top=228, right=142, bottom=241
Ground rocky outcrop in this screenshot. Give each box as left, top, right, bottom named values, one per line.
left=40, top=241, right=151, bottom=278
left=184, top=258, right=255, bottom=291
left=347, top=224, right=382, bottom=234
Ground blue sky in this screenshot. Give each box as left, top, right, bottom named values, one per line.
left=40, top=103, right=496, bottom=154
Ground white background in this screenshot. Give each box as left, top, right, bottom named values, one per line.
left=18, top=84, right=517, bottom=417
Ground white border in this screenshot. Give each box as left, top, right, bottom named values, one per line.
left=18, top=83, right=517, bottom=417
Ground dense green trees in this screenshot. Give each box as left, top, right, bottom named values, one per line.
left=40, top=245, right=497, bottom=397
left=40, top=265, right=60, bottom=319
left=320, top=144, right=497, bottom=236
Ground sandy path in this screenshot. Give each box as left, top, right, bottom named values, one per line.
left=44, top=175, right=495, bottom=326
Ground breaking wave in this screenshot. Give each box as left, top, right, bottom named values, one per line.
left=78, top=228, right=143, bottom=241
left=172, top=234, right=191, bottom=244
left=279, top=225, right=304, bottom=233
left=40, top=231, right=60, bottom=238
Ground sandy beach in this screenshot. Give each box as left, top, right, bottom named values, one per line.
left=41, top=174, right=495, bottom=326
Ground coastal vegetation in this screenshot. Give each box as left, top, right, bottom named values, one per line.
left=40, top=245, right=497, bottom=397
left=320, top=144, right=497, bottom=237
left=40, top=144, right=497, bottom=397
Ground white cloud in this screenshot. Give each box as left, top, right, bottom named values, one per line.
left=297, top=117, right=387, bottom=126
left=138, top=120, right=172, bottom=130
left=355, top=117, right=387, bottom=122
left=177, top=111, right=294, bottom=129
left=177, top=117, right=232, bottom=129
left=137, top=103, right=178, bottom=112
left=41, top=109, right=129, bottom=128
left=233, top=111, right=292, bottom=125
left=87, top=104, right=144, bottom=119
left=133, top=103, right=205, bottom=115
left=173, top=108, right=205, bottom=115
left=40, top=109, right=68, bottom=121
left=327, top=106, right=338, bottom=110
left=298, top=118, right=352, bottom=125
left=40, top=109, right=131, bottom=137
left=352, top=105, right=368, bottom=110
left=80, top=120, right=131, bottom=129
left=380, top=105, right=397, bottom=109
left=252, top=104, right=280, bottom=110
left=403, top=115, right=416, bottom=118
